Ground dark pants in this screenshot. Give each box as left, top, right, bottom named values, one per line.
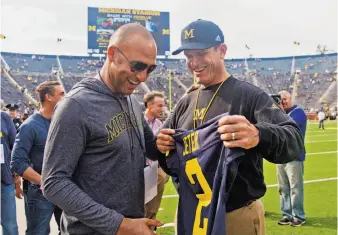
left=23, top=180, right=29, bottom=219
left=319, top=120, right=324, bottom=129
left=25, top=184, right=54, bottom=235
left=54, top=206, right=62, bottom=235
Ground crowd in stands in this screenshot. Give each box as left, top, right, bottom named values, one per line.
left=1, top=52, right=337, bottom=119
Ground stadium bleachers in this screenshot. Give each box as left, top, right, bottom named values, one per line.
left=1, top=52, right=337, bottom=113
left=59, top=56, right=103, bottom=74
left=2, top=52, right=57, bottom=73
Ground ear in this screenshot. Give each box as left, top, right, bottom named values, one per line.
left=219, top=43, right=227, bottom=59
left=107, top=46, right=115, bottom=62
left=45, top=94, right=52, bottom=102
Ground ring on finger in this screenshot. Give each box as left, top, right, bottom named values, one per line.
left=232, top=132, right=236, bottom=141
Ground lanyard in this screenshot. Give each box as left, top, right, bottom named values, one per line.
left=193, top=79, right=226, bottom=129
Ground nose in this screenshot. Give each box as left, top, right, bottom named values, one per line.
left=189, top=57, right=200, bottom=69
left=135, top=69, right=148, bottom=82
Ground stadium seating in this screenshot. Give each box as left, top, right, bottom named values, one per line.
left=1, top=52, right=337, bottom=114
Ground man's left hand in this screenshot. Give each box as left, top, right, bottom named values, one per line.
left=217, top=115, right=259, bottom=149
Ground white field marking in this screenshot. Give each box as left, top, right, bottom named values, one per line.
left=308, top=122, right=338, bottom=125
left=266, top=177, right=337, bottom=188
left=161, top=177, right=338, bottom=228
left=305, top=134, right=337, bottom=137
left=307, top=151, right=337, bottom=155
left=305, top=140, right=337, bottom=143
left=162, top=176, right=338, bottom=199
left=162, top=222, right=175, bottom=228
left=307, top=130, right=337, bottom=133
left=162, top=194, right=178, bottom=199
left=159, top=208, right=164, bottom=211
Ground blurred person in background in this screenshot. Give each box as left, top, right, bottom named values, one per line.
left=11, top=81, right=65, bottom=235
left=143, top=91, right=169, bottom=227
left=317, top=109, right=325, bottom=129
left=1, top=111, right=19, bottom=235
left=5, top=104, right=22, bottom=131
left=277, top=90, right=307, bottom=226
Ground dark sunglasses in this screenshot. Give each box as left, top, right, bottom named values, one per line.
left=115, top=47, right=157, bottom=74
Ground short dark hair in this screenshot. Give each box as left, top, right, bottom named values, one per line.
left=35, top=81, right=61, bottom=103
left=144, top=91, right=164, bottom=108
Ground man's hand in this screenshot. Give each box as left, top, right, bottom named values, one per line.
left=117, top=218, right=164, bottom=235
left=218, top=115, right=259, bottom=149
left=14, top=176, right=23, bottom=199
left=156, top=129, right=176, bottom=154
left=15, top=185, right=23, bottom=199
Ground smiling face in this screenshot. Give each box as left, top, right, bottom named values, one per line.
left=184, top=44, right=227, bottom=87
left=107, top=38, right=157, bottom=96
left=148, top=96, right=165, bottom=119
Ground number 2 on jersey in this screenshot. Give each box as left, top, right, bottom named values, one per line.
left=185, top=158, right=212, bottom=235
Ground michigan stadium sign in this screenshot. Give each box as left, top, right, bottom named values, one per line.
left=87, top=7, right=170, bottom=55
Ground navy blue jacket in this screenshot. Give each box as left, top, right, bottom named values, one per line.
left=286, top=105, right=307, bottom=161
left=11, top=113, right=50, bottom=178
left=1, top=111, right=17, bottom=185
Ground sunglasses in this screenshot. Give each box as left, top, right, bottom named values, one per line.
left=115, top=47, right=157, bottom=74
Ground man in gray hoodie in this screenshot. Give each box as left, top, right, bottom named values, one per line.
left=41, top=23, right=165, bottom=235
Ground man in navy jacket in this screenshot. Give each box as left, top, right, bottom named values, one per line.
left=277, top=90, right=307, bottom=227
left=1, top=111, right=19, bottom=235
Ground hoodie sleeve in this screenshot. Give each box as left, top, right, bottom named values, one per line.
left=143, top=117, right=166, bottom=162
left=250, top=92, right=304, bottom=164
left=42, top=97, right=123, bottom=235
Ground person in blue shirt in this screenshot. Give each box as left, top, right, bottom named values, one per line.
left=277, top=90, right=307, bottom=227
left=11, top=81, right=65, bottom=235
left=5, top=104, right=22, bottom=132
left=1, top=111, right=19, bottom=235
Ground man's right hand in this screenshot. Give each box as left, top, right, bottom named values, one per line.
left=15, top=185, right=23, bottom=199
left=116, top=218, right=164, bottom=235
left=14, top=175, right=23, bottom=199
left=156, top=129, right=176, bottom=154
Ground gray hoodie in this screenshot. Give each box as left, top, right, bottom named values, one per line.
left=42, top=77, right=163, bottom=235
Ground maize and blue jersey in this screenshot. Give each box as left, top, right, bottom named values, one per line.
left=162, top=76, right=304, bottom=212
left=164, top=113, right=245, bottom=235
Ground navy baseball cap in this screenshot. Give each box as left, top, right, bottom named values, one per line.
left=172, top=19, right=224, bottom=55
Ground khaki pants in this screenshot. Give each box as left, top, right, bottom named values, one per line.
left=145, top=167, right=169, bottom=220
left=173, top=200, right=265, bottom=235
left=225, top=200, right=265, bottom=235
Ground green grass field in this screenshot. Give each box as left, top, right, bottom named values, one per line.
left=156, top=121, right=337, bottom=235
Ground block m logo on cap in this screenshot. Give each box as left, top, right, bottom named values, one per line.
left=184, top=29, right=195, bottom=39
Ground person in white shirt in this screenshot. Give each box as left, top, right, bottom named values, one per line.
left=143, top=91, right=169, bottom=228
left=318, top=110, right=325, bottom=129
